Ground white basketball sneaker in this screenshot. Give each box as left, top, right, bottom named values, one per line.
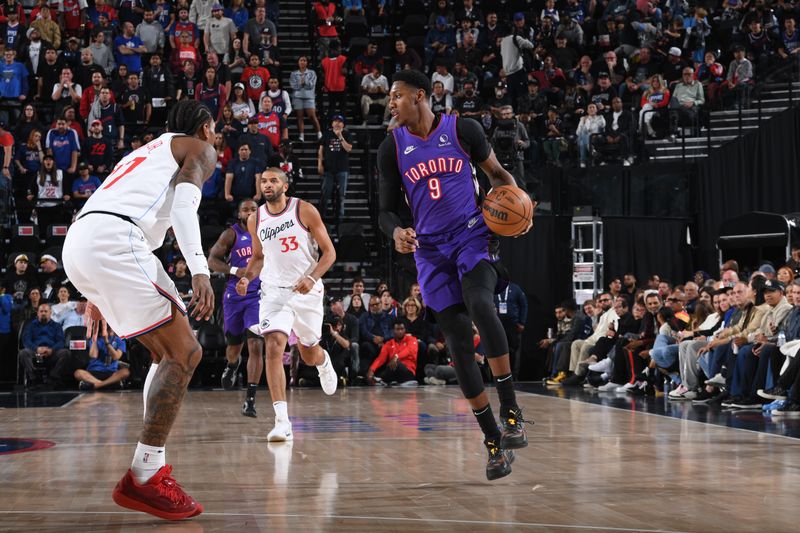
left=317, top=350, right=338, bottom=395
left=267, top=419, right=293, bottom=442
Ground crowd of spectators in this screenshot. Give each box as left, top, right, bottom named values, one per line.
left=1, top=0, right=799, bottom=399
left=542, top=252, right=800, bottom=417
left=306, top=0, right=800, bottom=183
left=292, top=276, right=526, bottom=388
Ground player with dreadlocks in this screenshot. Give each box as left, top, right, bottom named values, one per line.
left=62, top=100, right=218, bottom=520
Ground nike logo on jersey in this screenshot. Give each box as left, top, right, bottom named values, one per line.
left=403, top=145, right=417, bottom=155
left=241, top=236, right=248, bottom=241
left=467, top=217, right=478, bottom=229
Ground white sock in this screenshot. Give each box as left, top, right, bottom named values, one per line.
left=131, top=441, right=166, bottom=484
left=143, top=362, right=158, bottom=421
left=316, top=350, right=330, bottom=370
left=273, top=401, right=288, bottom=421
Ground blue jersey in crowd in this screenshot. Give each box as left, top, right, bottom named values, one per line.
left=46, top=129, right=80, bottom=170
left=87, top=336, right=127, bottom=373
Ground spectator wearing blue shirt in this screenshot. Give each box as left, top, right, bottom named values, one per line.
left=45, top=118, right=80, bottom=175
left=114, top=22, right=148, bottom=74
left=2, top=11, right=23, bottom=50
left=0, top=287, right=11, bottom=359
left=153, top=0, right=174, bottom=30
left=0, top=49, right=29, bottom=123
left=424, top=16, right=456, bottom=68
left=358, top=295, right=393, bottom=376
left=18, top=303, right=71, bottom=387
left=74, top=322, right=129, bottom=391
left=224, top=142, right=262, bottom=203
left=342, top=0, right=364, bottom=16
left=494, top=282, right=528, bottom=379
left=71, top=163, right=102, bottom=209
left=225, top=1, right=249, bottom=31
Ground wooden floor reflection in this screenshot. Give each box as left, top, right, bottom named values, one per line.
left=2, top=386, right=800, bottom=532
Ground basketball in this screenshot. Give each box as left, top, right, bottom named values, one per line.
left=482, top=185, right=534, bottom=237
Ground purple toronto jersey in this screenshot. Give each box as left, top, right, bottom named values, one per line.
left=227, top=223, right=258, bottom=297
left=393, top=113, right=480, bottom=235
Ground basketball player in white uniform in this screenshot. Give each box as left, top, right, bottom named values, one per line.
left=61, top=101, right=217, bottom=521
left=236, top=167, right=338, bottom=441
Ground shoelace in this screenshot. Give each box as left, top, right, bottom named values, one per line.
left=155, top=466, right=188, bottom=505
left=486, top=442, right=501, bottom=457
left=504, top=410, right=524, bottom=428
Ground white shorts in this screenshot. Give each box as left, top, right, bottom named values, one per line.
left=258, top=283, right=324, bottom=346
left=62, top=214, right=186, bottom=339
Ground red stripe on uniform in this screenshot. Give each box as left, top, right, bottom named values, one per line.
left=151, top=282, right=187, bottom=314
left=121, top=315, right=173, bottom=339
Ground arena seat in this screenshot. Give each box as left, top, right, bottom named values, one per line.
left=10, top=224, right=41, bottom=253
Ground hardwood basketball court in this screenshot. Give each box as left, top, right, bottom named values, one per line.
left=1, top=385, right=798, bottom=531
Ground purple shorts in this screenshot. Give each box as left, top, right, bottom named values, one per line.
left=223, top=290, right=260, bottom=336
left=414, top=215, right=497, bottom=312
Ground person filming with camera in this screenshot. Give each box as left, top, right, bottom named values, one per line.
left=489, top=105, right=529, bottom=189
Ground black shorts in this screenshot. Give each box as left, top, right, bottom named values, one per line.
left=89, top=370, right=114, bottom=381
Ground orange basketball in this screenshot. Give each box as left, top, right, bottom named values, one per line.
left=482, top=185, right=534, bottom=237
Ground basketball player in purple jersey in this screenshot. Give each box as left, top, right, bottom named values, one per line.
left=208, top=199, right=266, bottom=417
left=378, top=70, right=531, bottom=480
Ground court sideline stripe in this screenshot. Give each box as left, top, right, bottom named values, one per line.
left=0, top=509, right=695, bottom=532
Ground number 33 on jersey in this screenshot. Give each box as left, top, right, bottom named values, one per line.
left=256, top=197, right=320, bottom=288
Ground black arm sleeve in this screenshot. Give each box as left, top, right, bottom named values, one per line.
left=377, top=133, right=404, bottom=239
left=455, top=116, right=491, bottom=163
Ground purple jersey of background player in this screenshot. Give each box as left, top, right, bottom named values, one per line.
left=393, top=114, right=480, bottom=235
left=227, top=223, right=258, bottom=297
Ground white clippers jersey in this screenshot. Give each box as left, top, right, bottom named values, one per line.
left=256, top=197, right=319, bottom=288
left=80, top=133, right=184, bottom=250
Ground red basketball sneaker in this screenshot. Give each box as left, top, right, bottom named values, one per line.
left=112, top=465, right=203, bottom=521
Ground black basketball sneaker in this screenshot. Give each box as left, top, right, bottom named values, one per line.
left=221, top=357, right=240, bottom=390
left=484, top=437, right=514, bottom=480
left=500, top=407, right=529, bottom=449
left=241, top=398, right=257, bottom=418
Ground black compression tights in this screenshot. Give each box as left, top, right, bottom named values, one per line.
left=433, top=261, right=510, bottom=399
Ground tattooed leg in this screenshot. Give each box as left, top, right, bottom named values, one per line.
left=140, top=347, right=202, bottom=446
left=136, top=305, right=203, bottom=447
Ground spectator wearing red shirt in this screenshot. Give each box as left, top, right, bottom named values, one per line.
left=367, top=320, right=419, bottom=386
left=87, top=0, right=116, bottom=28
left=0, top=0, right=26, bottom=25
left=0, top=121, right=13, bottom=182
left=169, top=6, right=199, bottom=49
left=170, top=31, right=200, bottom=75
left=59, top=0, right=89, bottom=38
left=321, top=42, right=347, bottom=117
left=79, top=71, right=114, bottom=120
left=255, top=95, right=287, bottom=150
left=241, top=53, right=270, bottom=104
left=314, top=0, right=338, bottom=58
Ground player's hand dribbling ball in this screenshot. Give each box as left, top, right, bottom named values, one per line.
left=482, top=185, right=534, bottom=237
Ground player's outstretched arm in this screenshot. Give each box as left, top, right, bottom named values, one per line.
left=292, top=201, right=336, bottom=294
left=208, top=228, right=237, bottom=275
left=170, top=137, right=218, bottom=320
left=237, top=212, right=264, bottom=295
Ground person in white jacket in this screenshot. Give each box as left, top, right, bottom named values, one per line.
left=576, top=102, right=606, bottom=167
left=569, top=293, right=619, bottom=374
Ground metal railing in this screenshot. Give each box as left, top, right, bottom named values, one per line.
left=649, top=60, right=800, bottom=165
